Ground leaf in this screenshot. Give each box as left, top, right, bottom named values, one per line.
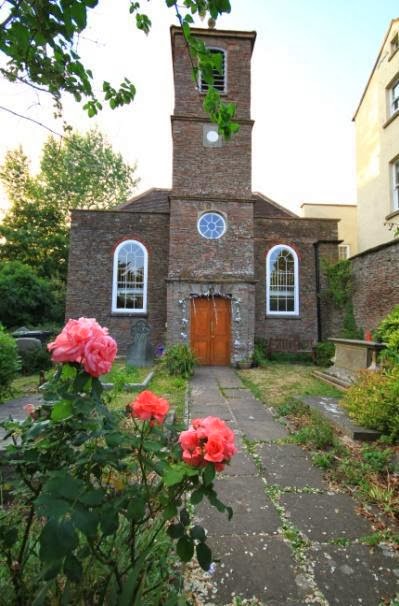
left=51, top=400, right=73, bottom=421
left=176, top=536, right=194, bottom=562
left=39, top=519, right=78, bottom=562
left=203, top=464, right=216, bottom=487
left=190, top=488, right=204, bottom=505
left=32, top=583, right=51, bottom=606
left=100, top=509, right=119, bottom=536
left=167, top=522, right=185, bottom=539
left=79, top=488, right=105, bottom=506
left=45, top=473, right=84, bottom=500
left=163, top=502, right=177, bottom=520
left=64, top=553, right=83, bottom=582
left=190, top=525, right=206, bottom=542
left=117, top=555, right=145, bottom=606
left=127, top=496, right=145, bottom=522
left=72, top=507, right=98, bottom=537
left=163, top=465, right=185, bottom=487
left=42, top=559, right=63, bottom=580
left=70, top=2, right=87, bottom=29
left=196, top=542, right=212, bottom=571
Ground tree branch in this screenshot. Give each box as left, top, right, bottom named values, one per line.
left=0, top=104, right=64, bottom=139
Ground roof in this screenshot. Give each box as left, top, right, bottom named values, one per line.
left=117, top=188, right=171, bottom=210
left=253, top=191, right=298, bottom=218
left=300, top=202, right=357, bottom=208
left=352, top=18, right=399, bottom=121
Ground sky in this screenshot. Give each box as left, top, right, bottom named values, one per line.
left=0, top=0, right=398, bottom=215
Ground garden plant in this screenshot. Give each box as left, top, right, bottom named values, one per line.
left=0, top=318, right=236, bottom=605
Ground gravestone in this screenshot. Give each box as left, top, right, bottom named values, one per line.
left=126, top=320, right=153, bottom=367
left=15, top=337, right=42, bottom=355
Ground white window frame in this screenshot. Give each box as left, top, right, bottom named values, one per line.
left=112, top=240, right=148, bottom=314
left=198, top=47, right=227, bottom=94
left=338, top=244, right=350, bottom=260
left=392, top=159, right=399, bottom=211
left=390, top=78, right=399, bottom=116
left=266, top=244, right=299, bottom=316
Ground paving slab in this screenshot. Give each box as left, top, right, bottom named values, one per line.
left=280, top=493, right=372, bottom=541
left=189, top=404, right=235, bottom=423
left=221, top=451, right=258, bottom=476
left=212, top=368, right=243, bottom=388
left=238, top=418, right=287, bottom=441
left=233, top=405, right=278, bottom=423
left=198, top=476, right=280, bottom=535
left=208, top=534, right=303, bottom=606
left=310, top=543, right=399, bottom=606
left=259, top=443, right=327, bottom=489
left=222, top=388, right=255, bottom=399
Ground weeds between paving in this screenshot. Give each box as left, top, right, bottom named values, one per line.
left=238, top=363, right=399, bottom=548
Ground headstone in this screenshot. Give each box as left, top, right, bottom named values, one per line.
left=126, top=320, right=153, bottom=367
left=15, top=337, right=42, bottom=355
left=12, top=327, right=53, bottom=343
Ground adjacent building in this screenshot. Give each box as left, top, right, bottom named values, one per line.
left=301, top=203, right=358, bottom=259
left=353, top=18, right=399, bottom=252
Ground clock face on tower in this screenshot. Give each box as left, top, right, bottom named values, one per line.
left=197, top=212, right=226, bottom=239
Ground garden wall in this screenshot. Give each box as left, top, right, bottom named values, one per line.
left=351, top=238, right=399, bottom=332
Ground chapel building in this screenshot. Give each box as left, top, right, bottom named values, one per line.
left=66, top=26, right=339, bottom=365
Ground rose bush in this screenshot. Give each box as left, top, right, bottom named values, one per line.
left=0, top=318, right=235, bottom=605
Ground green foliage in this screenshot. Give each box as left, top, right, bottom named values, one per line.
left=0, top=261, right=64, bottom=328
left=0, top=131, right=138, bottom=281
left=375, top=305, right=399, bottom=365
left=311, top=451, right=335, bottom=469
left=0, top=361, right=232, bottom=603
left=293, top=411, right=335, bottom=449
left=18, top=346, right=52, bottom=375
left=276, top=399, right=308, bottom=418
left=313, top=341, right=335, bottom=367
left=342, top=369, right=399, bottom=439
left=0, top=324, right=20, bottom=402
left=322, top=259, right=363, bottom=339
left=252, top=339, right=269, bottom=366
left=162, top=344, right=196, bottom=378
left=0, top=0, right=236, bottom=135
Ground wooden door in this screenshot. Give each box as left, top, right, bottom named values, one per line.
left=190, top=297, right=231, bottom=365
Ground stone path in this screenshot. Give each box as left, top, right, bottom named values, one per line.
left=189, top=367, right=399, bottom=606
left=0, top=393, right=41, bottom=446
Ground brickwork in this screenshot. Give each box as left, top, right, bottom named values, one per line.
left=254, top=218, right=339, bottom=350
left=66, top=210, right=169, bottom=354
left=351, top=239, right=399, bottom=331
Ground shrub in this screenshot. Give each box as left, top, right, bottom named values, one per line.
left=162, top=344, right=196, bottom=378
left=342, top=368, right=399, bottom=439
left=18, top=346, right=52, bottom=375
left=0, top=324, right=20, bottom=402
left=293, top=411, right=335, bottom=449
left=375, top=304, right=399, bottom=347
left=252, top=339, right=268, bottom=366
left=313, top=341, right=335, bottom=367
left=0, top=261, right=65, bottom=328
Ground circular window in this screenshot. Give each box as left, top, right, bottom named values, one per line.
left=206, top=129, right=219, bottom=143
left=198, top=212, right=226, bottom=239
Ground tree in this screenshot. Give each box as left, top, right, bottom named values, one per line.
left=0, top=129, right=138, bottom=280
left=0, top=1, right=237, bottom=138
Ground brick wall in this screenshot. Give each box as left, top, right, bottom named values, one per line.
left=351, top=239, right=399, bottom=332
left=254, top=217, right=339, bottom=350
left=66, top=209, right=170, bottom=354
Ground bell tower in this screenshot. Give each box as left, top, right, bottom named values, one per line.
left=170, top=26, right=256, bottom=197
left=167, top=26, right=257, bottom=365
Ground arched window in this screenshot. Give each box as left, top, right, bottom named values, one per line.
left=199, top=48, right=226, bottom=93
left=266, top=245, right=299, bottom=315
left=112, top=240, right=148, bottom=313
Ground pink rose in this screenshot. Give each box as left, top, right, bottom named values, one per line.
left=182, top=447, right=204, bottom=467
left=204, top=434, right=225, bottom=463
left=48, top=318, right=108, bottom=364
left=179, top=429, right=199, bottom=452
left=83, top=335, right=118, bottom=378
left=129, top=390, right=170, bottom=424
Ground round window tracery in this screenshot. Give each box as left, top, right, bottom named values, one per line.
left=197, top=212, right=226, bottom=239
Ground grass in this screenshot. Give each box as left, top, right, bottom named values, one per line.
left=238, top=362, right=341, bottom=407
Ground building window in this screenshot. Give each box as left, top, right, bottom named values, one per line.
left=338, top=244, right=350, bottom=260
left=391, top=33, right=399, bottom=56
left=112, top=240, right=148, bottom=313
left=393, top=159, right=399, bottom=211
left=197, top=212, right=226, bottom=239
left=199, top=48, right=226, bottom=93
left=390, top=78, right=399, bottom=116
left=266, top=245, right=299, bottom=315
